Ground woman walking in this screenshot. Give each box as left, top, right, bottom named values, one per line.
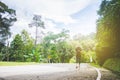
left=75, top=47, right=82, bottom=70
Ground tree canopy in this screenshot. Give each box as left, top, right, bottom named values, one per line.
left=0, top=1, right=16, bottom=47
left=96, top=0, right=120, bottom=65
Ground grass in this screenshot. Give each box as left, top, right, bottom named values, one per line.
left=90, top=63, right=101, bottom=68
left=103, top=58, right=120, bottom=73
left=0, top=62, right=39, bottom=66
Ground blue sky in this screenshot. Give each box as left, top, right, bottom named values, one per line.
left=1, top=0, right=102, bottom=38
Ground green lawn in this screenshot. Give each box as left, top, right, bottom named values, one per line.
left=0, top=62, right=39, bottom=66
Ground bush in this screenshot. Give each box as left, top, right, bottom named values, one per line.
left=103, top=58, right=120, bottom=73
left=96, top=46, right=115, bottom=66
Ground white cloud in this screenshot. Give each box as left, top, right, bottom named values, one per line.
left=1, top=0, right=97, bottom=39
left=10, top=18, right=30, bottom=36
left=44, top=20, right=60, bottom=34
left=10, top=15, right=61, bottom=39
left=2, top=0, right=93, bottom=24
left=41, top=15, right=76, bottom=25
left=65, top=17, right=97, bottom=37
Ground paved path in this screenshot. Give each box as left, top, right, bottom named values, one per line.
left=0, top=63, right=76, bottom=77
left=0, top=63, right=118, bottom=80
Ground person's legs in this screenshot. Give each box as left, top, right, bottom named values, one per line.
left=76, top=57, right=80, bottom=70
left=78, top=58, right=80, bottom=70
left=76, top=57, right=78, bottom=69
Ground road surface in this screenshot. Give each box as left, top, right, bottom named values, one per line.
left=0, top=63, right=119, bottom=80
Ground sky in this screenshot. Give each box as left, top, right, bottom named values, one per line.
left=1, top=0, right=102, bottom=39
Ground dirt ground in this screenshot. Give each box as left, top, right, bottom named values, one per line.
left=100, top=68, right=120, bottom=80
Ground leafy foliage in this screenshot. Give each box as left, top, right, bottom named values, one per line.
left=73, top=33, right=96, bottom=63
left=10, top=34, right=24, bottom=61
left=0, top=1, right=16, bottom=47
left=96, top=0, right=120, bottom=65
left=40, top=29, right=74, bottom=63
left=103, top=58, right=120, bottom=73
left=0, top=30, right=34, bottom=62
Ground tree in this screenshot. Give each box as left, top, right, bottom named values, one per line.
left=41, top=29, right=73, bottom=63
left=0, top=1, right=16, bottom=48
left=29, top=15, right=45, bottom=46
left=56, top=41, right=74, bottom=63
left=72, top=33, right=96, bottom=63
left=21, top=30, right=34, bottom=61
left=10, top=34, right=24, bottom=61
left=9, top=30, right=35, bottom=62
left=41, top=32, right=59, bottom=62
left=96, top=0, right=120, bottom=65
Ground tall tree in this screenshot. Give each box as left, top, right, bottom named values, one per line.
left=29, top=15, right=45, bottom=46
left=0, top=1, right=16, bottom=47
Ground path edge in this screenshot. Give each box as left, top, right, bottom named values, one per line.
left=94, top=67, right=101, bottom=80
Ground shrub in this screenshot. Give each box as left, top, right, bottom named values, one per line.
left=103, top=58, right=120, bottom=73
left=96, top=46, right=115, bottom=66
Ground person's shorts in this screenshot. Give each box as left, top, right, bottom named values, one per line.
left=76, top=57, right=81, bottom=64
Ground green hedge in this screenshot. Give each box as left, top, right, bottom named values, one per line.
left=103, top=58, right=120, bottom=73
